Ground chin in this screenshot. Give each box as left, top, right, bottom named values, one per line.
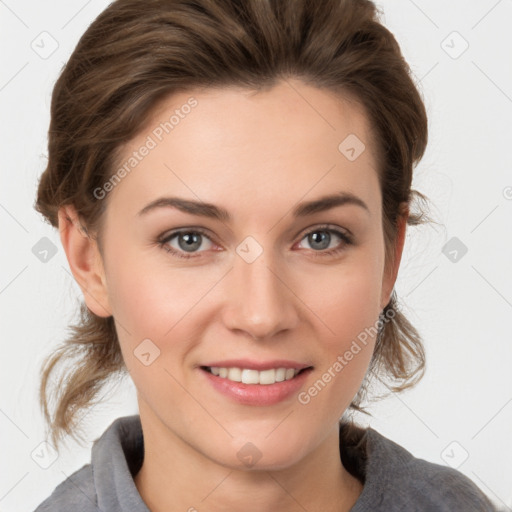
left=205, top=431, right=312, bottom=473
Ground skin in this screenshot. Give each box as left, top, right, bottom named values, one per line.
left=59, top=78, right=407, bottom=512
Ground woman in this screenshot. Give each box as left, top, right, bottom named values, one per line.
left=33, top=0, right=498, bottom=510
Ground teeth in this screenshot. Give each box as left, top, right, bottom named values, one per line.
left=275, top=368, right=286, bottom=382
left=208, top=366, right=301, bottom=385
left=258, top=369, right=275, bottom=385
left=285, top=368, right=295, bottom=380
left=242, top=369, right=260, bottom=384
left=227, top=367, right=242, bottom=382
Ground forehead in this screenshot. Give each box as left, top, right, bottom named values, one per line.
left=104, top=79, right=380, bottom=223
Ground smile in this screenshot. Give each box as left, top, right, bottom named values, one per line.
left=202, top=366, right=306, bottom=385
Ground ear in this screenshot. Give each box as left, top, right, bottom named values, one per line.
left=380, top=205, right=408, bottom=310
left=58, top=205, right=113, bottom=318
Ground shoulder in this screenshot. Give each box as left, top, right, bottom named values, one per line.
left=32, top=414, right=144, bottom=512
left=342, top=424, right=498, bottom=511
left=33, top=464, right=99, bottom=512
left=388, top=449, right=496, bottom=511
left=366, top=428, right=497, bottom=511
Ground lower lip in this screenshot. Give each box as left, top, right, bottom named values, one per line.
left=200, top=367, right=313, bottom=406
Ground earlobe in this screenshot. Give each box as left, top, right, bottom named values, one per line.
left=380, top=207, right=408, bottom=310
left=58, top=205, right=113, bottom=318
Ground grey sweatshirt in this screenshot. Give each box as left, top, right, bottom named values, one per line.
left=33, top=415, right=498, bottom=511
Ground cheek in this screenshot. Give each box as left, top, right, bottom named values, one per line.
left=105, top=248, right=219, bottom=339
left=296, top=284, right=380, bottom=425
left=105, top=251, right=229, bottom=391
left=297, top=255, right=383, bottom=404
left=306, top=255, right=383, bottom=347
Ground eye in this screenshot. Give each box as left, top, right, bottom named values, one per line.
left=296, top=225, right=353, bottom=258
left=157, top=228, right=216, bottom=259
left=157, top=224, right=353, bottom=260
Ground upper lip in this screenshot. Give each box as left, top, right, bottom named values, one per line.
left=201, top=359, right=313, bottom=371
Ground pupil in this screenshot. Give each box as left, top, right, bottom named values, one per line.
left=179, top=232, right=201, bottom=252
left=176, top=231, right=331, bottom=253
left=310, top=231, right=330, bottom=250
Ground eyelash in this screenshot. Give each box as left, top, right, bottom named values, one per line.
left=157, top=224, right=353, bottom=260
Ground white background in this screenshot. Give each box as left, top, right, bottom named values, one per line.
left=1, top=0, right=511, bottom=510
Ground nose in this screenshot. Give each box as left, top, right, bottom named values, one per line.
left=221, top=247, right=299, bottom=340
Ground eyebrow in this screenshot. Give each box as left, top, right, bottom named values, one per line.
left=137, top=191, right=370, bottom=221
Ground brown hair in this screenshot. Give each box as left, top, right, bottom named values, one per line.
left=35, top=0, right=433, bottom=449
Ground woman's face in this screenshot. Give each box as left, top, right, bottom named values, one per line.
left=76, top=79, right=404, bottom=469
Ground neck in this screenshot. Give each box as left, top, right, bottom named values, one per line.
left=133, top=407, right=363, bottom=512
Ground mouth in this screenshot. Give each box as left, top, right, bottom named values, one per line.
left=200, top=365, right=313, bottom=385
